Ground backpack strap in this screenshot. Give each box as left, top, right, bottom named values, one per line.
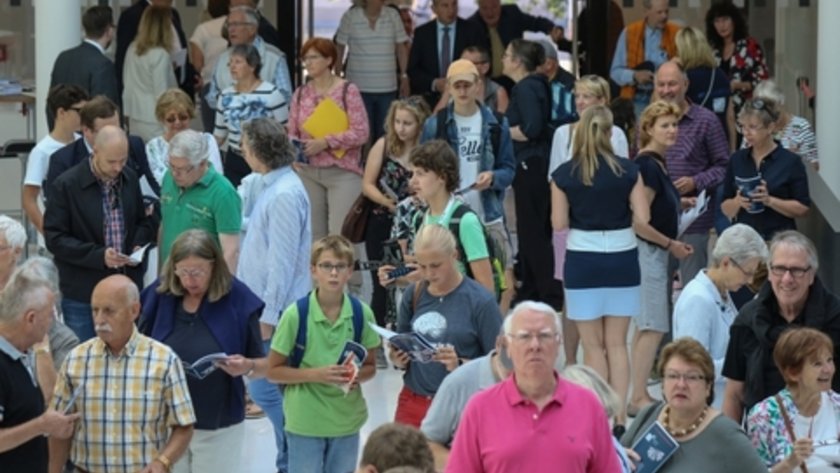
left=290, top=293, right=311, bottom=368
left=348, top=295, right=363, bottom=344
left=448, top=204, right=473, bottom=279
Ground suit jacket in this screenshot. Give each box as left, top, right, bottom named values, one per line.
left=468, top=4, right=555, bottom=50
left=45, top=136, right=159, bottom=201
left=115, top=0, right=193, bottom=96
left=408, top=18, right=483, bottom=105
left=48, top=42, right=120, bottom=125
left=44, top=162, right=157, bottom=302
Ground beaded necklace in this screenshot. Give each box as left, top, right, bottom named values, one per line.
left=663, top=405, right=708, bottom=437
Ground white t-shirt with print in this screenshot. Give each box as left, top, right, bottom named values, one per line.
left=453, top=110, right=486, bottom=222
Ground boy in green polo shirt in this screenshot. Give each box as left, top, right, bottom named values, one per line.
left=268, top=235, right=380, bottom=473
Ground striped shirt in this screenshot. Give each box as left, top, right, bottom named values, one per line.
left=214, top=81, right=288, bottom=153
left=665, top=104, right=729, bottom=234
left=52, top=328, right=195, bottom=473
left=335, top=6, right=408, bottom=93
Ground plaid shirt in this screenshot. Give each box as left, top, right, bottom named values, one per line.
left=52, top=328, right=195, bottom=473
left=90, top=158, right=125, bottom=252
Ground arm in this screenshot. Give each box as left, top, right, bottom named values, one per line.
left=48, top=437, right=72, bottom=473
left=188, top=42, right=205, bottom=83
left=34, top=342, right=57, bottom=403
left=429, top=441, right=451, bottom=471
left=43, top=181, right=108, bottom=269
left=141, top=424, right=193, bottom=473
left=22, top=185, right=44, bottom=234
left=609, top=29, right=634, bottom=86
left=152, top=49, right=177, bottom=95
left=548, top=126, right=570, bottom=182
left=726, top=100, right=737, bottom=153
left=219, top=233, right=240, bottom=274
left=468, top=259, right=495, bottom=296
left=673, top=293, right=720, bottom=377
left=722, top=378, right=745, bottom=422
left=550, top=181, right=569, bottom=231
left=397, top=41, right=410, bottom=97
left=510, top=82, right=548, bottom=140
left=495, top=86, right=509, bottom=114
left=488, top=118, right=516, bottom=191
left=273, top=54, right=294, bottom=105
left=457, top=212, right=494, bottom=294
left=0, top=410, right=76, bottom=454
left=361, top=138, right=395, bottom=210
left=91, top=60, right=121, bottom=107
left=335, top=43, right=347, bottom=75
left=689, top=118, right=730, bottom=192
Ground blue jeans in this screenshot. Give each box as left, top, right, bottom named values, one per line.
left=286, top=431, right=359, bottom=473
left=361, top=91, right=396, bottom=143
left=248, top=340, right=288, bottom=472
left=61, top=298, right=95, bottom=342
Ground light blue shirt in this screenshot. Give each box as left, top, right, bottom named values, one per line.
left=609, top=24, right=670, bottom=89
left=236, top=166, right=311, bottom=326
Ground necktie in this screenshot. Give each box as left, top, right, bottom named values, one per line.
left=489, top=26, right=504, bottom=77
left=441, top=26, right=452, bottom=75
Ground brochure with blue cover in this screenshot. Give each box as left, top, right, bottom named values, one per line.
left=369, top=323, right=436, bottom=363
left=337, top=340, right=368, bottom=395
left=182, top=352, right=228, bottom=380
left=631, top=421, right=680, bottom=473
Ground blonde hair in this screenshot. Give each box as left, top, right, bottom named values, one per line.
left=155, top=88, right=196, bottom=123
left=638, top=100, right=681, bottom=148
left=134, top=5, right=173, bottom=56
left=570, top=105, right=622, bottom=186
left=575, top=75, right=611, bottom=103
left=311, top=235, right=355, bottom=267
left=414, top=224, right=457, bottom=258
left=384, top=97, right=431, bottom=158
left=676, top=27, right=717, bottom=69
left=563, top=364, right=622, bottom=420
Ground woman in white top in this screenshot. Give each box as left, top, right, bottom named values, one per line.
left=189, top=0, right=229, bottom=133
left=122, top=5, right=177, bottom=142
left=673, top=223, right=767, bottom=408
left=548, top=75, right=629, bottom=182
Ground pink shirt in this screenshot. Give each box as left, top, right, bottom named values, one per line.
left=287, top=79, right=370, bottom=176
left=447, top=374, right=621, bottom=473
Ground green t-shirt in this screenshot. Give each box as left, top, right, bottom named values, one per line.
left=270, top=291, right=381, bottom=437
left=422, top=200, right=489, bottom=274
left=159, top=167, right=242, bottom=264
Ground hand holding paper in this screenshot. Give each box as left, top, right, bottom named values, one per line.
left=677, top=189, right=710, bottom=238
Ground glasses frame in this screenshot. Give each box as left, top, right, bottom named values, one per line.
left=316, top=262, right=350, bottom=273
left=769, top=264, right=812, bottom=279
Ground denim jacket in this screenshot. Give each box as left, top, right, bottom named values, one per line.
left=420, top=102, right=516, bottom=223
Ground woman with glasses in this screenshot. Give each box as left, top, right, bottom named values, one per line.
left=622, top=338, right=767, bottom=473
left=139, top=229, right=266, bottom=473
left=751, top=79, right=819, bottom=170
left=672, top=224, right=768, bottom=408
left=214, top=43, right=288, bottom=187
left=146, top=88, right=223, bottom=187
left=122, top=5, right=178, bottom=142
left=747, top=327, right=840, bottom=473
left=720, top=98, right=810, bottom=242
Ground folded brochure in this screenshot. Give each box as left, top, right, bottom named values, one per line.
left=182, top=352, right=228, bottom=380
left=337, top=340, right=368, bottom=395
left=630, top=420, right=679, bottom=473
left=369, top=323, right=436, bottom=363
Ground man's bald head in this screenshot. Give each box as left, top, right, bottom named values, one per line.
left=654, top=60, right=688, bottom=107
left=92, top=125, right=129, bottom=180
left=92, top=275, right=141, bottom=353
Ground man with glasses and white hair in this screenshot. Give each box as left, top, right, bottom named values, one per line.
left=722, top=230, right=840, bottom=423
left=159, top=130, right=241, bottom=272
left=447, top=300, right=620, bottom=472
left=205, top=5, right=292, bottom=115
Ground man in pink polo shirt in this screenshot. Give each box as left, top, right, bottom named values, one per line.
left=447, top=301, right=621, bottom=472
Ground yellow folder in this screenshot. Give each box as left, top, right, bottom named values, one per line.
left=301, top=97, right=349, bottom=158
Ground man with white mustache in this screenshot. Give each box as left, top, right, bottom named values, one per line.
left=48, top=275, right=196, bottom=473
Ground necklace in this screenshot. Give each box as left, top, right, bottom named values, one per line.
left=663, top=405, right=707, bottom=437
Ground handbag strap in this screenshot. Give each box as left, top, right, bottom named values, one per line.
left=776, top=393, right=809, bottom=473
left=698, top=68, right=716, bottom=108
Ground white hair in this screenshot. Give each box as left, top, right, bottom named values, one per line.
left=754, top=79, right=786, bottom=106
left=229, top=5, right=259, bottom=25
left=169, top=130, right=209, bottom=166
left=503, top=300, right=562, bottom=335
left=710, top=223, right=769, bottom=267
left=0, top=215, right=26, bottom=249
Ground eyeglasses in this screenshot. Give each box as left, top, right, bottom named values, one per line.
left=174, top=268, right=209, bottom=279
left=736, top=121, right=767, bottom=134
left=301, top=55, right=324, bottom=63
left=227, top=21, right=255, bottom=29
left=769, top=264, right=812, bottom=278
left=663, top=371, right=706, bottom=383
left=730, top=258, right=755, bottom=278
left=165, top=114, right=190, bottom=124
left=317, top=263, right=350, bottom=273
left=166, top=161, right=196, bottom=176
left=506, top=331, right=558, bottom=345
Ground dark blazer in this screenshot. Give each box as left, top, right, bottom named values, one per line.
left=44, top=162, right=157, bottom=302
left=48, top=42, right=120, bottom=126
left=115, top=0, right=193, bottom=96
left=45, top=136, right=159, bottom=202
left=468, top=4, right=555, bottom=50
left=408, top=18, right=483, bottom=105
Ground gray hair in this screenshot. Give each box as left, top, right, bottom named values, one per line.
left=0, top=215, right=26, bottom=250
left=169, top=130, right=209, bottom=166
left=23, top=256, right=60, bottom=295
left=562, top=364, right=622, bottom=420
left=710, top=223, right=769, bottom=267
left=754, top=79, right=786, bottom=106
left=503, top=300, right=562, bottom=336
left=230, top=43, right=262, bottom=77
left=769, top=230, right=819, bottom=272
left=229, top=5, right=259, bottom=25
left=241, top=117, right=295, bottom=170
left=0, top=259, right=55, bottom=324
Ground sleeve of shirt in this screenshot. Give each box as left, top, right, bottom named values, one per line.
left=673, top=290, right=721, bottom=378
left=214, top=186, right=243, bottom=235
left=513, top=81, right=549, bottom=140
left=786, top=155, right=811, bottom=206
left=473, top=296, right=503, bottom=355
left=361, top=303, right=383, bottom=350
left=692, top=115, right=730, bottom=191
left=50, top=358, right=73, bottom=413
left=796, top=120, right=819, bottom=164
left=213, top=94, right=229, bottom=142
left=270, top=303, right=300, bottom=356
left=635, top=158, right=661, bottom=193
left=746, top=399, right=780, bottom=468
left=548, top=125, right=570, bottom=181
left=335, top=10, right=351, bottom=46
left=420, top=370, right=464, bottom=445
left=396, top=283, right=415, bottom=333
left=244, top=310, right=265, bottom=358
left=145, top=139, right=168, bottom=186
left=323, top=83, right=370, bottom=152
left=491, top=118, right=516, bottom=191
left=273, top=56, right=293, bottom=105
left=612, top=125, right=630, bottom=159
left=164, top=354, right=197, bottom=426
left=458, top=212, right=490, bottom=262
left=267, top=89, right=290, bottom=125
left=390, top=9, right=409, bottom=43
left=43, top=179, right=108, bottom=270
left=722, top=156, right=737, bottom=199
left=589, top=398, right=622, bottom=473
left=722, top=323, right=748, bottom=382
left=206, top=58, right=223, bottom=111
left=23, top=145, right=48, bottom=186
left=609, top=29, right=635, bottom=86
left=287, top=88, right=302, bottom=140
left=446, top=396, right=484, bottom=472
left=724, top=416, right=776, bottom=473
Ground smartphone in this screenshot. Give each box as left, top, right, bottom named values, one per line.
left=387, top=265, right=415, bottom=280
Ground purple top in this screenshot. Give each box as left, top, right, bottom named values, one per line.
left=658, top=104, right=729, bottom=234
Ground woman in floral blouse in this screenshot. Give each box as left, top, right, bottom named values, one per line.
left=747, top=327, right=840, bottom=473
left=705, top=1, right=769, bottom=116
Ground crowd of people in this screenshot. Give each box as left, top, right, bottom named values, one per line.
left=1, top=0, right=830, bottom=472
